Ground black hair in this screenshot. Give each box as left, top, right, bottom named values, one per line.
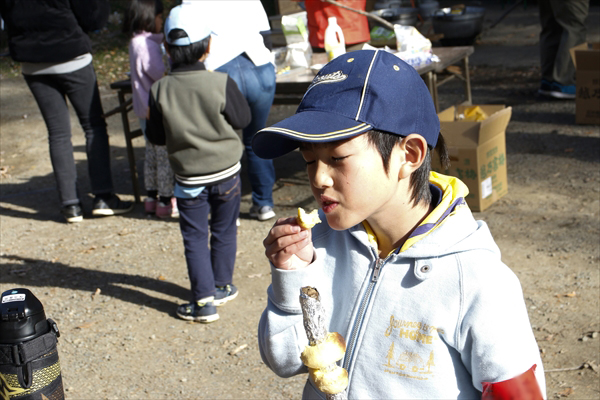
left=122, top=0, right=164, bottom=36
left=166, top=29, right=210, bottom=67
left=366, top=130, right=450, bottom=207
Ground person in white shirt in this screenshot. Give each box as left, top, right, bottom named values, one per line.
left=182, top=0, right=277, bottom=221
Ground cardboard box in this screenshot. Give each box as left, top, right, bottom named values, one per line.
left=434, top=105, right=512, bottom=212
left=570, top=42, right=600, bottom=125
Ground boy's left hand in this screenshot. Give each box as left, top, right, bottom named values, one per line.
left=263, top=217, right=315, bottom=270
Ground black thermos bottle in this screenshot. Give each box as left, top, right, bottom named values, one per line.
left=0, top=288, right=64, bottom=399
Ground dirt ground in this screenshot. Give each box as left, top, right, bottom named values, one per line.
left=1, top=3, right=599, bottom=399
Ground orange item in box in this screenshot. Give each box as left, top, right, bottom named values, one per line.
left=463, top=105, right=489, bottom=121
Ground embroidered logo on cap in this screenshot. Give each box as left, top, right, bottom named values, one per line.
left=306, top=70, right=348, bottom=94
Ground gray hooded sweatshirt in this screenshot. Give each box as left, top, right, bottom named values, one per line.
left=258, top=173, right=545, bottom=399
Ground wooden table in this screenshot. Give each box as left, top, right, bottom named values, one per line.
left=275, top=46, right=474, bottom=112
left=424, top=46, right=474, bottom=112
left=106, top=46, right=473, bottom=199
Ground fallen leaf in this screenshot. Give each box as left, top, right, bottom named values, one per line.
left=555, top=291, right=577, bottom=298
left=229, top=344, right=248, bottom=356
left=247, top=273, right=263, bottom=278
left=91, top=288, right=101, bottom=300
left=76, top=321, right=96, bottom=330
left=558, top=387, right=574, bottom=397
left=564, top=148, right=574, bottom=153
left=157, top=275, right=166, bottom=281
left=82, top=246, right=97, bottom=254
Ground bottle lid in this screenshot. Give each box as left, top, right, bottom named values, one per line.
left=328, top=16, right=337, bottom=24
left=0, top=288, right=49, bottom=344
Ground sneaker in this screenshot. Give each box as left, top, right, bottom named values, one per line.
left=214, top=284, right=238, bottom=306
left=249, top=205, right=276, bottom=221
left=92, top=194, right=134, bottom=216
left=176, top=300, right=219, bottom=323
left=538, top=79, right=553, bottom=97
left=539, top=80, right=576, bottom=99
left=144, top=198, right=157, bottom=214
left=156, top=197, right=179, bottom=219
left=61, top=204, right=83, bottom=223
left=549, top=82, right=576, bottom=99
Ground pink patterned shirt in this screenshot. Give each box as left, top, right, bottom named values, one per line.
left=129, top=31, right=165, bottom=119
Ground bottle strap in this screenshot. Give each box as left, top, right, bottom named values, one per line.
left=0, top=320, right=59, bottom=388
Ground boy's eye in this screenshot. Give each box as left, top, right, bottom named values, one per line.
left=332, top=156, right=347, bottom=163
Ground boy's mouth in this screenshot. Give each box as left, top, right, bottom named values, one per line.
left=320, top=196, right=338, bottom=213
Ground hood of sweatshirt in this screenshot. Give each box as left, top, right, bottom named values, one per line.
left=339, top=172, right=501, bottom=262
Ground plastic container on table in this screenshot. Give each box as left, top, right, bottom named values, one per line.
left=324, top=17, right=346, bottom=61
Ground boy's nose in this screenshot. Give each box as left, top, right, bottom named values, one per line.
left=311, top=161, right=333, bottom=189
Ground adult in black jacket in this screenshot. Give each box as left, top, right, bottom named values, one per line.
left=0, top=0, right=133, bottom=223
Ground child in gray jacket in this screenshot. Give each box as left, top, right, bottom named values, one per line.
left=146, top=5, right=250, bottom=323
left=252, top=50, right=545, bottom=399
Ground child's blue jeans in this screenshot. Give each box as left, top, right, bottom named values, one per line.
left=177, top=174, right=241, bottom=302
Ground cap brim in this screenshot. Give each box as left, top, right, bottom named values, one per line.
left=252, top=110, right=372, bottom=159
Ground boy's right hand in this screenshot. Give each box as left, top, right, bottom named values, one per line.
left=263, top=217, right=315, bottom=270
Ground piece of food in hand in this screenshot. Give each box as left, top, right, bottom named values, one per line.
left=309, top=365, right=349, bottom=395
left=297, top=207, right=321, bottom=229
left=301, top=332, right=346, bottom=369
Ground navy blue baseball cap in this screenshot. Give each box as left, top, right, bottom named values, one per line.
left=252, top=49, right=440, bottom=159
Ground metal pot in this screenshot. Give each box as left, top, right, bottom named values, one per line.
left=370, top=7, right=419, bottom=28
left=373, top=1, right=408, bottom=10
left=432, top=6, right=485, bottom=45
left=418, top=1, right=439, bottom=20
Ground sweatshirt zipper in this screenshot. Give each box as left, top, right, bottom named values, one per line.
left=343, top=256, right=387, bottom=372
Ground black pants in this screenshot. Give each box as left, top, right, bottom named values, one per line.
left=539, top=0, right=589, bottom=86
left=24, top=63, right=113, bottom=207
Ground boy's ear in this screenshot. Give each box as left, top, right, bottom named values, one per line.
left=398, top=134, right=428, bottom=180
left=199, top=37, right=211, bottom=62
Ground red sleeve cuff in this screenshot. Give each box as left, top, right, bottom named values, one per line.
left=482, top=365, right=543, bottom=400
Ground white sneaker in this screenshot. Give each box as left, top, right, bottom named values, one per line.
left=249, top=205, right=276, bottom=221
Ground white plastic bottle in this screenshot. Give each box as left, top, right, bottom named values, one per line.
left=324, top=17, right=346, bottom=61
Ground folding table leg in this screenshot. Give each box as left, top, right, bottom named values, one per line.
left=431, top=71, right=440, bottom=113
left=424, top=71, right=440, bottom=113
left=463, top=56, right=472, bottom=106
left=117, top=91, right=141, bottom=203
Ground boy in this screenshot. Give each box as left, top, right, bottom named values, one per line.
left=252, top=50, right=545, bottom=398
left=146, top=5, right=251, bottom=323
